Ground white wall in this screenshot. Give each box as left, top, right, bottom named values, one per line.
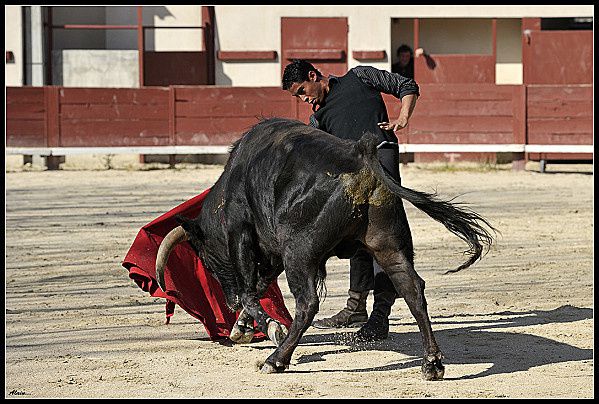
left=496, top=18, right=523, bottom=84
left=5, top=6, right=24, bottom=86
left=52, top=50, right=139, bottom=87
left=213, top=5, right=593, bottom=86
left=142, top=6, right=203, bottom=51
left=5, top=5, right=593, bottom=88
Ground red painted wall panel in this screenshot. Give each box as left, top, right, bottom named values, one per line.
left=526, top=84, right=592, bottom=161
left=524, top=31, right=592, bottom=85
left=415, top=55, right=495, bottom=84
left=5, top=83, right=592, bottom=165
left=281, top=17, right=348, bottom=78
left=6, top=87, right=46, bottom=147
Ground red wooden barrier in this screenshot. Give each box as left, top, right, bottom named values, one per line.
left=415, top=55, right=496, bottom=84
left=5, top=84, right=593, bottom=165
left=524, top=31, right=593, bottom=85
left=58, top=87, right=170, bottom=147
left=6, top=87, right=46, bottom=147
left=174, top=86, right=296, bottom=145
left=384, top=83, right=525, bottom=162
left=526, top=84, right=593, bottom=162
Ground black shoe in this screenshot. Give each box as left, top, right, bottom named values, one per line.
left=312, top=308, right=368, bottom=329
left=312, top=290, right=369, bottom=329
left=354, top=314, right=389, bottom=342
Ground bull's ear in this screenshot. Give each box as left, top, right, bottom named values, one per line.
left=175, top=215, right=203, bottom=240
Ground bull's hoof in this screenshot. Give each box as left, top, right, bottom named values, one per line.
left=259, top=360, right=287, bottom=374
left=229, top=321, right=255, bottom=344
left=267, top=320, right=288, bottom=347
left=421, top=355, right=445, bottom=381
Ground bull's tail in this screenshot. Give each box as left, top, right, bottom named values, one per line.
left=358, top=134, right=497, bottom=273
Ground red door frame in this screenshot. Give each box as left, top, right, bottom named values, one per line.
left=43, top=6, right=215, bottom=87
left=412, top=17, right=497, bottom=84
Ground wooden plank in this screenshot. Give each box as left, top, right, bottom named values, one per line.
left=526, top=133, right=593, bottom=145
left=60, top=120, right=169, bottom=138
left=527, top=31, right=592, bottom=85
left=415, top=55, right=496, bottom=84
left=175, top=86, right=288, bottom=102
left=527, top=118, right=592, bottom=135
left=408, top=100, right=514, bottom=116
left=416, top=84, right=514, bottom=100
left=512, top=85, right=527, bottom=145
left=527, top=85, right=593, bottom=102
left=416, top=88, right=514, bottom=101
left=6, top=119, right=45, bottom=136
left=177, top=116, right=259, bottom=134
left=407, top=132, right=514, bottom=144
left=60, top=104, right=169, bottom=120
left=176, top=116, right=260, bottom=144
left=175, top=100, right=294, bottom=118
left=6, top=133, right=47, bottom=148
left=175, top=132, right=244, bottom=146
left=409, top=115, right=514, bottom=133
left=527, top=100, right=593, bottom=118
left=58, top=134, right=172, bottom=148
left=6, top=104, right=46, bottom=119
left=45, top=87, right=60, bottom=147
left=6, top=87, right=45, bottom=104
left=59, top=87, right=169, bottom=105
left=169, top=87, right=176, bottom=146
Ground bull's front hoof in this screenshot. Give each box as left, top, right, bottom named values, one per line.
left=421, top=355, right=445, bottom=381
left=229, top=321, right=255, bottom=344
left=259, top=360, right=287, bottom=374
left=267, top=320, right=288, bottom=347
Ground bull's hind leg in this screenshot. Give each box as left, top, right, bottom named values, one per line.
left=377, top=249, right=444, bottom=380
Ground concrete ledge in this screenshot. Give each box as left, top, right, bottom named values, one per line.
left=6, top=146, right=231, bottom=156
left=6, top=144, right=593, bottom=156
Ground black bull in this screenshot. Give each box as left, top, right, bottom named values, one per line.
left=156, top=117, right=496, bottom=380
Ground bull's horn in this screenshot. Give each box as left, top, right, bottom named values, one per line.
left=155, top=226, right=189, bottom=291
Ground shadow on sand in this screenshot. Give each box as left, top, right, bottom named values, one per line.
left=259, top=305, right=592, bottom=379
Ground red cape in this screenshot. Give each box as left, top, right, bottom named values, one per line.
left=122, top=188, right=293, bottom=341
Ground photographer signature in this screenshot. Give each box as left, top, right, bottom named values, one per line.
left=8, top=389, right=29, bottom=396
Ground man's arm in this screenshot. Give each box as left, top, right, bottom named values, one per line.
left=352, top=65, right=419, bottom=131
left=352, top=65, right=419, bottom=100
left=378, top=93, right=418, bottom=132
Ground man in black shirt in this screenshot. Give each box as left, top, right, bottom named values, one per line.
left=281, top=60, right=419, bottom=341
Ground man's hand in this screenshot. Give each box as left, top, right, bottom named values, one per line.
left=378, top=116, right=409, bottom=132
left=378, top=93, right=418, bottom=132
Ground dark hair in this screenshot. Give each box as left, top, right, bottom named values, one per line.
left=397, top=44, right=413, bottom=56
left=282, top=59, right=322, bottom=90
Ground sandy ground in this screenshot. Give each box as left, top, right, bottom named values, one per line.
left=5, top=155, right=594, bottom=398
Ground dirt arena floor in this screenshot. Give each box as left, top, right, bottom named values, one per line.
left=5, top=155, right=594, bottom=398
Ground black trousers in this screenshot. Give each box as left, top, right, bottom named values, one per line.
left=349, top=147, right=400, bottom=294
